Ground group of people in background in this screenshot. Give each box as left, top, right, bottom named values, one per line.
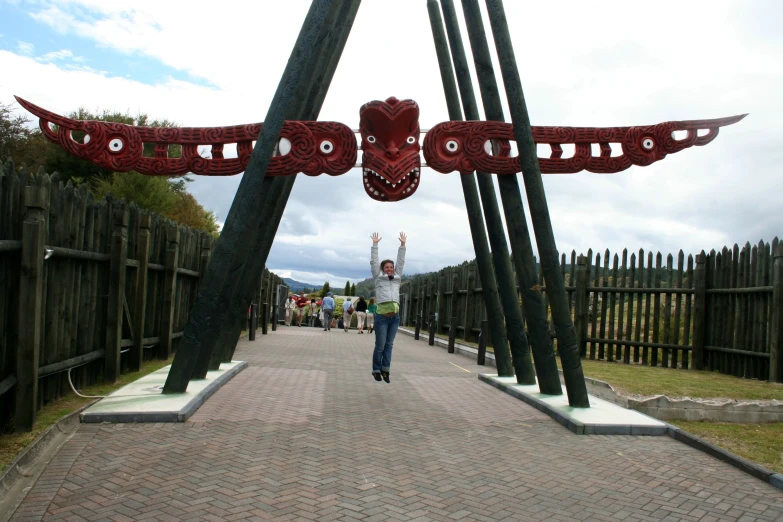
left=284, top=292, right=377, bottom=333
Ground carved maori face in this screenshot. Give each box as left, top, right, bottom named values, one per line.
left=359, top=97, right=421, bottom=202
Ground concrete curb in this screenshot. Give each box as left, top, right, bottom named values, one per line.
left=81, top=361, right=248, bottom=423
left=0, top=402, right=94, bottom=521
left=478, top=373, right=667, bottom=436
left=400, top=327, right=783, bottom=492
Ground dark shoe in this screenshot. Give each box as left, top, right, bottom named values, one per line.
left=358, top=331, right=363, bottom=334
left=324, top=328, right=328, bottom=331
left=373, top=373, right=382, bottom=382
left=381, top=372, right=390, bottom=384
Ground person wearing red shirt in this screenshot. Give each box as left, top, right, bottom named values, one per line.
left=295, top=292, right=308, bottom=327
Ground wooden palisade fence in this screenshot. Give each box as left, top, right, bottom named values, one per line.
left=0, top=161, right=284, bottom=432
left=403, top=239, right=783, bottom=383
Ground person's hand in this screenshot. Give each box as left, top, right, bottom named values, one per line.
left=399, top=231, right=407, bottom=246
left=371, top=232, right=382, bottom=244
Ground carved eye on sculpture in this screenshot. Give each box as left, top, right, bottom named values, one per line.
left=278, top=137, right=292, bottom=156
left=319, top=140, right=334, bottom=154
left=642, top=137, right=655, bottom=150
left=367, top=135, right=376, bottom=144
left=445, top=139, right=459, bottom=153
left=406, top=136, right=416, bottom=145
left=108, top=138, right=124, bottom=153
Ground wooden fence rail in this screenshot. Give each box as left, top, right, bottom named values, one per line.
left=0, top=161, right=283, bottom=432
left=403, top=239, right=783, bottom=383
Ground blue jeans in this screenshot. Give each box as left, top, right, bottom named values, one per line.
left=372, top=313, right=400, bottom=373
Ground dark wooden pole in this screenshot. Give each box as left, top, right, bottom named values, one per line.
left=192, top=0, right=361, bottom=377
left=484, top=0, right=589, bottom=406
left=15, top=184, right=47, bottom=433
left=573, top=255, right=589, bottom=357
left=105, top=203, right=128, bottom=383
left=249, top=303, right=258, bottom=341
left=770, top=243, right=783, bottom=382
left=428, top=313, right=436, bottom=346
left=458, top=0, right=562, bottom=394
left=163, top=0, right=342, bottom=393
left=448, top=316, right=457, bottom=353
left=477, top=320, right=488, bottom=365
left=159, top=225, right=180, bottom=361
left=130, top=214, right=150, bottom=372
left=415, top=313, right=422, bottom=340
left=692, top=251, right=707, bottom=371
left=427, top=0, right=514, bottom=377
left=439, top=0, right=535, bottom=385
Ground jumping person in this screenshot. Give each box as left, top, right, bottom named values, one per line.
left=370, top=231, right=406, bottom=383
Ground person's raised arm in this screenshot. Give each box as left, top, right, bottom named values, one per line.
left=370, top=232, right=382, bottom=278
left=395, top=232, right=406, bottom=275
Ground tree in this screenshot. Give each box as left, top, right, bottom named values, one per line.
left=344, top=281, right=351, bottom=295
left=302, top=286, right=310, bottom=294
left=319, top=281, right=331, bottom=298
left=350, top=283, right=356, bottom=296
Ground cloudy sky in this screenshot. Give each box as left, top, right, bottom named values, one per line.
left=1, top=0, right=781, bottom=286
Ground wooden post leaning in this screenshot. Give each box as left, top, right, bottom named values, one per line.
left=105, top=202, right=128, bottom=383
left=159, top=225, right=180, bottom=361
left=130, top=214, right=151, bottom=372
left=769, top=244, right=783, bottom=382
left=15, top=184, right=48, bottom=433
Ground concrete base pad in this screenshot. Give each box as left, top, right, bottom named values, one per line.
left=479, top=374, right=667, bottom=435
left=81, top=361, right=247, bottom=423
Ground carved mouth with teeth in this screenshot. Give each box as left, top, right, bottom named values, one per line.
left=363, top=166, right=420, bottom=201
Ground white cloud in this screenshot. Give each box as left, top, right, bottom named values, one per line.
left=36, top=49, right=83, bottom=62
left=16, top=40, right=34, bottom=55
left=1, top=0, right=782, bottom=280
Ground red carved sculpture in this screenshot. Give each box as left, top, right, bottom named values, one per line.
left=422, top=116, right=746, bottom=175
left=14, top=96, right=357, bottom=178
left=16, top=95, right=745, bottom=201
left=359, top=97, right=421, bottom=202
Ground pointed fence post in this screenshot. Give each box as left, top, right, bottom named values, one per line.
left=159, top=225, right=179, bottom=360
left=573, top=255, right=589, bottom=357
left=105, top=203, right=128, bottom=383
left=15, top=184, right=48, bottom=433
left=130, top=214, right=151, bottom=372
left=692, top=252, right=707, bottom=371
left=769, top=244, right=783, bottom=382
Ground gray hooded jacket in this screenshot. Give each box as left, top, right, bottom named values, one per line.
left=371, top=244, right=406, bottom=305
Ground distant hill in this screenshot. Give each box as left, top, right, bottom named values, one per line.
left=282, top=277, right=323, bottom=293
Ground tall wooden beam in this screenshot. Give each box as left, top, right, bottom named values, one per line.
left=457, top=0, right=562, bottom=394
left=163, top=0, right=339, bottom=392
left=484, top=0, right=589, bottom=406
left=426, top=0, right=514, bottom=377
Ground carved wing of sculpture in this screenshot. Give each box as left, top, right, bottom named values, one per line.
left=14, top=96, right=357, bottom=178
left=422, top=116, right=746, bottom=175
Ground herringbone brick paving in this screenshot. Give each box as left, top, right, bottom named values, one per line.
left=9, top=326, right=783, bottom=521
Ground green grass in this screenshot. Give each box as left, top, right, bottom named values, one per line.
left=672, top=421, right=783, bottom=474
left=0, top=357, right=173, bottom=473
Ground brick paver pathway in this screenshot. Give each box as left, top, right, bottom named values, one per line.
left=9, top=327, right=783, bottom=521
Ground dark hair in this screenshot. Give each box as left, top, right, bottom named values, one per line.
left=369, top=297, right=375, bottom=305
left=381, top=259, right=394, bottom=270
left=359, top=295, right=365, bottom=302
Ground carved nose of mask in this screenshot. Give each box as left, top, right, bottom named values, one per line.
left=385, top=147, right=400, bottom=159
